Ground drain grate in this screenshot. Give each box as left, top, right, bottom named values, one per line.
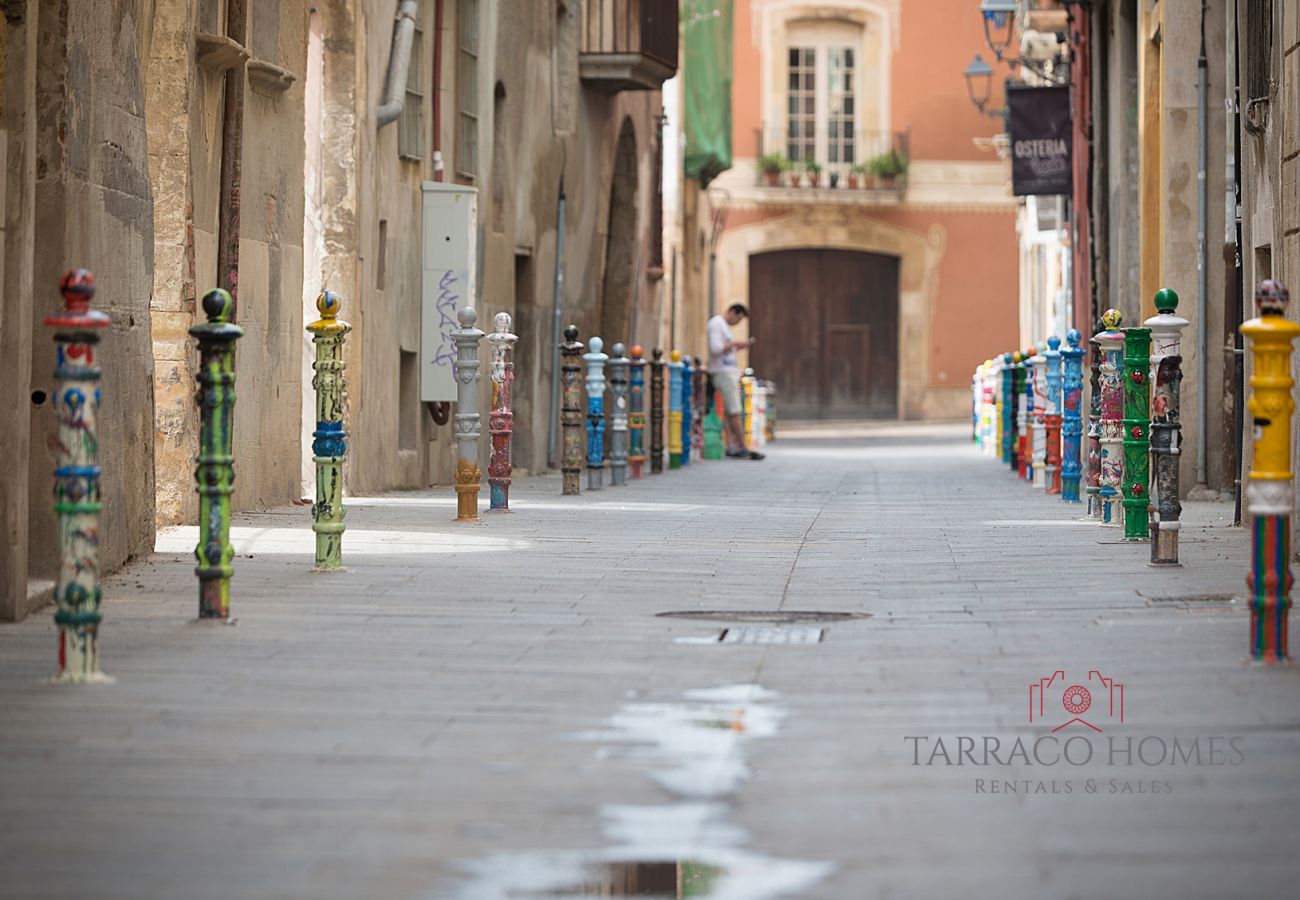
left=657, top=610, right=869, bottom=624
left=720, top=627, right=824, bottom=645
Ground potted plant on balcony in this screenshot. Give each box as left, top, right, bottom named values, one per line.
left=803, top=160, right=822, bottom=188
left=874, top=149, right=908, bottom=189
left=848, top=163, right=868, bottom=190
left=758, top=153, right=789, bottom=187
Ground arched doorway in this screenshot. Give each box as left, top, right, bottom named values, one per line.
left=599, top=119, right=638, bottom=344
left=749, top=249, right=900, bottom=418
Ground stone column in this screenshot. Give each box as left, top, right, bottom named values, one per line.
left=1145, top=288, right=1189, bottom=564
left=307, top=291, right=352, bottom=568
left=584, top=336, right=609, bottom=490
left=486, top=312, right=518, bottom=511
left=1095, top=311, right=1125, bottom=526
left=608, top=343, right=630, bottom=486
left=628, top=346, right=647, bottom=479
left=452, top=307, right=485, bottom=521
left=560, top=326, right=585, bottom=495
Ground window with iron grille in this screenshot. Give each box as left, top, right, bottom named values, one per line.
left=786, top=43, right=857, bottom=167
left=399, top=24, right=425, bottom=160
left=456, top=0, right=479, bottom=180
left=786, top=47, right=816, bottom=164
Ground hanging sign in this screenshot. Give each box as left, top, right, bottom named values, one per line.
left=1007, top=84, right=1072, bottom=196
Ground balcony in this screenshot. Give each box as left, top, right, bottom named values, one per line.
left=754, top=126, right=910, bottom=194
left=579, top=0, right=678, bottom=93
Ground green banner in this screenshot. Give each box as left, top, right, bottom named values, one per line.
left=682, top=1, right=733, bottom=186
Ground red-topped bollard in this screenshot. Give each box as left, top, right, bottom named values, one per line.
left=47, top=269, right=112, bottom=683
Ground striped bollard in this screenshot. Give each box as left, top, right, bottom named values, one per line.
left=1242, top=280, right=1298, bottom=662
left=692, top=356, right=706, bottom=459
left=628, top=345, right=647, bottom=479
left=668, top=350, right=684, bottom=469
left=1030, top=343, right=1048, bottom=488
left=1146, top=289, right=1189, bottom=563
left=650, top=348, right=665, bottom=473
left=560, top=326, right=585, bottom=495
left=1086, top=333, right=1104, bottom=516
left=47, top=269, right=111, bottom=682
left=191, top=288, right=244, bottom=619
left=1095, top=310, right=1125, bottom=526
left=1121, top=323, right=1152, bottom=541
left=1044, top=337, right=1063, bottom=494
left=680, top=354, right=693, bottom=466
left=608, top=343, right=630, bottom=486
left=486, top=312, right=517, bottom=511
left=453, top=307, right=485, bottom=521
left=307, top=290, right=351, bottom=568
left=1060, top=330, right=1085, bottom=502
left=584, top=336, right=608, bottom=490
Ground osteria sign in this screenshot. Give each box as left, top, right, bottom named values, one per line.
left=1007, top=84, right=1072, bottom=197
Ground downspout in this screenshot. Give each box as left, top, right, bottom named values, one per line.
left=547, top=173, right=566, bottom=468
left=1195, top=0, right=1209, bottom=487
left=425, top=0, right=450, bottom=426
left=216, top=0, right=248, bottom=317
left=377, top=0, right=420, bottom=128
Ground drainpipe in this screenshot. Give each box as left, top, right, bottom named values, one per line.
left=424, top=0, right=450, bottom=426
left=547, top=173, right=567, bottom=468
left=1195, top=0, right=1209, bottom=487
left=377, top=0, right=420, bottom=128
left=217, top=0, right=248, bottom=317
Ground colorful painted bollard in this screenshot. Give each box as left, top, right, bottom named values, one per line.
left=453, top=307, right=485, bottom=521
left=1241, top=280, right=1299, bottom=662
left=628, top=346, right=647, bottom=479
left=1060, top=330, right=1085, bottom=503
left=486, top=312, right=518, bottom=511
left=1146, top=289, right=1189, bottom=564
left=191, top=288, right=244, bottom=619
left=650, top=348, right=665, bottom=474
left=1020, top=349, right=1035, bottom=482
left=1002, top=352, right=1017, bottom=468
left=1086, top=334, right=1103, bottom=516
left=1121, top=324, right=1152, bottom=541
left=47, top=269, right=111, bottom=682
left=307, top=290, right=351, bottom=568
left=1030, top=345, right=1048, bottom=488
left=584, top=336, right=609, bottom=490
left=680, top=354, right=693, bottom=467
left=608, top=343, right=630, bottom=486
left=703, top=380, right=724, bottom=460
left=668, top=351, right=684, bottom=469
left=692, top=357, right=706, bottom=459
left=560, top=326, right=585, bottom=495
left=1095, top=311, right=1125, bottom=526
left=1044, top=337, right=1063, bottom=495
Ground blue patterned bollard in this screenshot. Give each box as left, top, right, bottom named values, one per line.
left=1060, top=329, right=1085, bottom=502
left=608, top=343, right=630, bottom=486
left=584, top=336, right=608, bottom=490
left=1002, top=352, right=1016, bottom=467
left=681, top=354, right=693, bottom=467
left=47, top=269, right=112, bottom=682
left=1044, top=336, right=1063, bottom=494
left=629, top=346, right=647, bottom=479
left=668, top=351, right=684, bottom=469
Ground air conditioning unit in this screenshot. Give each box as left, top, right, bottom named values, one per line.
left=420, top=182, right=478, bottom=402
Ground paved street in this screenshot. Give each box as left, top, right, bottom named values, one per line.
left=2, top=422, right=1299, bottom=899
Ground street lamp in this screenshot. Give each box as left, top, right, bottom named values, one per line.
left=980, top=0, right=1019, bottom=62
left=963, top=54, right=994, bottom=114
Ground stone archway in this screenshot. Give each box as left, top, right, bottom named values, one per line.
left=598, top=119, right=638, bottom=345
left=715, top=207, right=946, bottom=419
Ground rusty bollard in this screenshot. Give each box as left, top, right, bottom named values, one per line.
left=486, top=312, right=517, bottom=511
left=650, top=348, right=665, bottom=473
left=47, top=269, right=111, bottom=682
left=560, top=325, right=584, bottom=495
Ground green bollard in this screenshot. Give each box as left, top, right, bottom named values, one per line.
left=1122, top=324, right=1152, bottom=541
left=307, top=291, right=351, bottom=570
left=191, top=288, right=244, bottom=619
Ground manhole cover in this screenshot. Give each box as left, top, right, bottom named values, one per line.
left=657, top=610, right=870, bottom=624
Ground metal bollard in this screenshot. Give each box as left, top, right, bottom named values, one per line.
left=680, top=354, right=693, bottom=467
left=191, top=287, right=244, bottom=619
left=560, top=326, right=585, bottom=495
left=1095, top=310, right=1125, bottom=526
left=584, top=336, right=609, bottom=490
left=668, top=351, right=684, bottom=469
left=1086, top=333, right=1104, bottom=516
left=1003, top=351, right=1018, bottom=469
left=692, top=356, right=706, bottom=459
left=453, top=307, right=485, bottom=521
left=486, top=311, right=517, bottom=511
left=1043, top=337, right=1063, bottom=493
left=629, top=345, right=647, bottom=479
left=1121, top=323, right=1152, bottom=541
left=1060, top=329, right=1085, bottom=502
left=741, top=367, right=756, bottom=450
left=704, top=379, right=725, bottom=460
left=307, top=290, right=352, bottom=568
left=1017, top=351, right=1032, bottom=480
left=608, top=343, right=630, bottom=486
left=47, top=269, right=111, bottom=682
left=650, top=348, right=665, bottom=473
left=1241, top=280, right=1299, bottom=662
left=1146, top=289, right=1189, bottom=563
left=1030, top=343, right=1048, bottom=488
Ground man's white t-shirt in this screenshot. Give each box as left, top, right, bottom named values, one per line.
left=707, top=314, right=738, bottom=373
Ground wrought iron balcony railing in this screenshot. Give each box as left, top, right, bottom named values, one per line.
left=580, top=0, right=678, bottom=93
left=755, top=126, right=910, bottom=191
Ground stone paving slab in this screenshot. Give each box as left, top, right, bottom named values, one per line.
left=2, top=422, right=1299, bottom=899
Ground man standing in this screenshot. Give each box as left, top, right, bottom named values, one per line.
left=707, top=303, right=765, bottom=460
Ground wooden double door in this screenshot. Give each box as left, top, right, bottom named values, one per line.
left=749, top=249, right=900, bottom=419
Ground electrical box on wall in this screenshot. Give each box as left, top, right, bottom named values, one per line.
left=420, top=182, right=478, bottom=402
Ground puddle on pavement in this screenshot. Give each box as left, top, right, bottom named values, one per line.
left=448, top=684, right=832, bottom=899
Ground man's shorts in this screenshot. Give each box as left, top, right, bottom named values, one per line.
left=711, top=369, right=743, bottom=416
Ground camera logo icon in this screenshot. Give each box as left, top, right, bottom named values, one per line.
left=1029, top=670, right=1125, bottom=732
